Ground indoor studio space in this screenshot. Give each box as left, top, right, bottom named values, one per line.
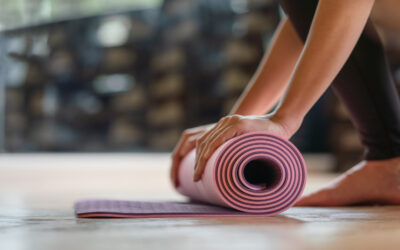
left=0, top=0, right=400, bottom=249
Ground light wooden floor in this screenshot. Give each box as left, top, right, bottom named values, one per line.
left=0, top=153, right=399, bottom=250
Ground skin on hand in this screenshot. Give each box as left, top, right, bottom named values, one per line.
left=192, top=0, right=375, bottom=182
left=172, top=0, right=376, bottom=185
left=170, top=18, right=304, bottom=186
left=170, top=123, right=214, bottom=187
left=192, top=114, right=299, bottom=182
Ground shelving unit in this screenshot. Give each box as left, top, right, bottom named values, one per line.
left=1, top=0, right=280, bottom=152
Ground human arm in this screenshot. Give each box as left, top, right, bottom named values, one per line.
left=193, top=0, right=376, bottom=181
left=170, top=17, right=304, bottom=187
left=230, top=17, right=303, bottom=115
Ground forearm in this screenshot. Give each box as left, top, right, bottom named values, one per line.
left=274, top=0, right=375, bottom=130
left=230, top=17, right=303, bottom=115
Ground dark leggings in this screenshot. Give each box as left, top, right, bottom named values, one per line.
left=279, top=0, right=400, bottom=160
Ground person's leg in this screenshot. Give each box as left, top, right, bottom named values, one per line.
left=279, top=0, right=400, bottom=205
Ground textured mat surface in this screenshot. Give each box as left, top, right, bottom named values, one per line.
left=75, top=200, right=247, bottom=218
left=75, top=132, right=307, bottom=218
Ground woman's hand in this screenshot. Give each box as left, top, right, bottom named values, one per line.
left=171, top=123, right=214, bottom=187
left=193, top=114, right=299, bottom=182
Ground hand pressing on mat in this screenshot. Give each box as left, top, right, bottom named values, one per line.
left=193, top=114, right=297, bottom=182
left=171, top=123, right=214, bottom=187
left=170, top=17, right=304, bottom=186
left=173, top=0, right=400, bottom=209
left=192, top=0, right=374, bottom=182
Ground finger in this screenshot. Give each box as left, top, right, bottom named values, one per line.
left=195, top=116, right=239, bottom=170
left=171, top=124, right=215, bottom=187
left=193, top=125, right=238, bottom=181
left=194, top=118, right=229, bottom=169
left=170, top=131, right=196, bottom=187
left=193, top=125, right=240, bottom=181
left=194, top=128, right=224, bottom=173
left=180, top=134, right=201, bottom=158
left=198, top=121, right=223, bottom=140
left=170, top=154, right=182, bottom=187
left=171, top=134, right=201, bottom=187
left=194, top=123, right=221, bottom=159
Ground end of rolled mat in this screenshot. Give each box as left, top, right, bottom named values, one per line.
left=242, top=158, right=283, bottom=190
left=212, top=132, right=307, bottom=214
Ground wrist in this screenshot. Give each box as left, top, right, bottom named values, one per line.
left=268, top=110, right=304, bottom=137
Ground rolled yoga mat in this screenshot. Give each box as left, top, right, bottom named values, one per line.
left=75, top=132, right=307, bottom=218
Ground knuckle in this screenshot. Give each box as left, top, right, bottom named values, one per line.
left=185, top=128, right=196, bottom=134
left=220, top=116, right=228, bottom=123
left=197, top=136, right=207, bottom=146
left=230, top=115, right=241, bottom=123
left=199, top=141, right=207, bottom=149
left=188, top=135, right=196, bottom=143
left=198, top=135, right=206, bottom=142
left=221, top=115, right=239, bottom=124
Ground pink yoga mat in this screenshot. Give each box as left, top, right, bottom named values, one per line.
left=75, top=132, right=307, bottom=218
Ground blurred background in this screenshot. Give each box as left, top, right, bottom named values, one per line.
left=1, top=0, right=400, bottom=172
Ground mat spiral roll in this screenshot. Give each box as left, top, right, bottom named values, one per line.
left=177, top=132, right=307, bottom=215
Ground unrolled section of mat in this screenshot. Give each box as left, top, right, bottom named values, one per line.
left=75, top=200, right=245, bottom=218
left=75, top=132, right=307, bottom=218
